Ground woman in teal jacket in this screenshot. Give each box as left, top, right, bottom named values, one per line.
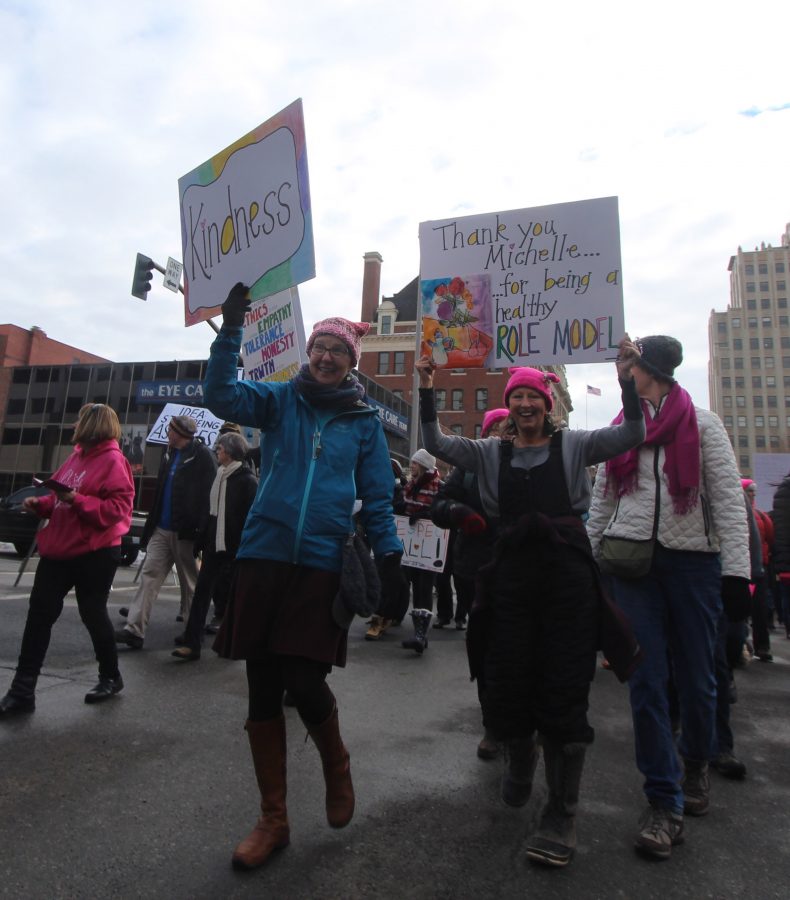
left=204, top=284, right=401, bottom=872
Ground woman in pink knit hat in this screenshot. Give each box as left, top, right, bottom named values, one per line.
left=415, top=338, right=644, bottom=868
left=204, top=285, right=403, bottom=871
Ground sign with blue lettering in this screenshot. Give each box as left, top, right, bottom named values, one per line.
left=135, top=381, right=205, bottom=405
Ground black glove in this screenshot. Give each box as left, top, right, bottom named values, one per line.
left=377, top=552, right=403, bottom=582
left=448, top=502, right=487, bottom=535
left=221, top=282, right=251, bottom=328
left=721, top=576, right=751, bottom=622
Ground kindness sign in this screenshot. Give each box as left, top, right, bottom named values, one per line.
left=418, top=197, right=623, bottom=367
left=178, top=99, right=315, bottom=326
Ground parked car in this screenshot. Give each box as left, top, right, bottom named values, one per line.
left=0, top=485, right=143, bottom=566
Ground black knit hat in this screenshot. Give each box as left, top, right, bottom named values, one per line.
left=636, top=335, right=683, bottom=382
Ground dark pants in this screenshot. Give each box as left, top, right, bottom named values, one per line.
left=483, top=548, right=599, bottom=744
left=453, top=574, right=475, bottom=625
left=714, top=610, right=734, bottom=755
left=246, top=654, right=333, bottom=725
left=435, top=567, right=454, bottom=622
left=751, top=578, right=772, bottom=654
left=405, top=567, right=435, bottom=612
left=16, top=548, right=121, bottom=682
left=184, top=551, right=232, bottom=650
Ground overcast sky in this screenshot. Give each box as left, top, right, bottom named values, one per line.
left=1, top=0, right=788, bottom=428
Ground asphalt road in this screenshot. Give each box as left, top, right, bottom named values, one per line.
left=1, top=546, right=789, bottom=899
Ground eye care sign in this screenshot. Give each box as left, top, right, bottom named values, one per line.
left=178, top=98, right=315, bottom=326
left=418, top=196, right=623, bottom=367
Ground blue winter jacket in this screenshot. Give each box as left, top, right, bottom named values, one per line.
left=204, top=326, right=401, bottom=572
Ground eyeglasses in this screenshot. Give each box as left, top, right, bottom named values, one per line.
left=310, top=342, right=349, bottom=359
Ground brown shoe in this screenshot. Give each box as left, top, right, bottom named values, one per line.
left=305, top=704, right=355, bottom=828
left=231, top=717, right=290, bottom=870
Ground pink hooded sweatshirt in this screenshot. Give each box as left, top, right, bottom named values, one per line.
left=33, top=439, right=135, bottom=560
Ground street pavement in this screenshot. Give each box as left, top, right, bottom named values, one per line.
left=1, top=546, right=789, bottom=899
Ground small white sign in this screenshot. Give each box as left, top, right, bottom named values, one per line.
left=163, top=257, right=183, bottom=293
left=147, top=403, right=223, bottom=447
left=395, top=515, right=450, bottom=573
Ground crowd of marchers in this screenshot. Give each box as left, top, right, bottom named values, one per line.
left=2, top=285, right=786, bottom=872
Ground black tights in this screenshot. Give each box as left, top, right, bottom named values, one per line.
left=246, top=654, right=334, bottom=725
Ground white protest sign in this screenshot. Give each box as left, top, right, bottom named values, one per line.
left=147, top=403, right=223, bottom=448
left=395, top=515, right=449, bottom=573
left=418, top=196, right=623, bottom=367
left=241, top=286, right=307, bottom=383
left=178, top=99, right=314, bottom=327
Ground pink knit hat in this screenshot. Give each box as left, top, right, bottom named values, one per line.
left=481, top=408, right=509, bottom=437
left=307, top=318, right=370, bottom=366
left=503, top=367, right=560, bottom=410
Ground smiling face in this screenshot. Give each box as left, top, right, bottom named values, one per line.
left=308, top=333, right=354, bottom=388
left=507, top=387, right=547, bottom=440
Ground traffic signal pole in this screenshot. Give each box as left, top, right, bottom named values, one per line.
left=132, top=253, right=219, bottom=335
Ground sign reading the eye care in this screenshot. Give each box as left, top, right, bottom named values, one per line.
left=418, top=196, right=623, bottom=367
left=178, top=98, right=315, bottom=326
left=395, top=515, right=449, bottom=572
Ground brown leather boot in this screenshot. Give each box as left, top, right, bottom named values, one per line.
left=305, top=704, right=355, bottom=828
left=231, top=716, right=290, bottom=870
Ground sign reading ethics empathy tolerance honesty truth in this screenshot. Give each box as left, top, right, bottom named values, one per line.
left=418, top=196, right=624, bottom=367
left=178, top=99, right=315, bottom=327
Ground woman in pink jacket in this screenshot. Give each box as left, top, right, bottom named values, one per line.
left=0, top=403, right=134, bottom=716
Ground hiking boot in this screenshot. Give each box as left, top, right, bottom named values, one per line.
left=634, top=803, right=684, bottom=859
left=682, top=759, right=710, bottom=816
left=365, top=616, right=388, bottom=641
left=711, top=752, right=746, bottom=780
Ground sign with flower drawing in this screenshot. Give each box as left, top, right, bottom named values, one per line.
left=419, top=197, right=623, bottom=367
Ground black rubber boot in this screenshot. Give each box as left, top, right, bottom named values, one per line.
left=0, top=673, right=37, bottom=717
left=526, top=740, right=587, bottom=867
left=401, top=609, right=433, bottom=654
left=501, top=736, right=539, bottom=807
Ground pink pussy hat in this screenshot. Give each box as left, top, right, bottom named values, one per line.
left=307, top=318, right=370, bottom=366
left=503, top=368, right=560, bottom=411
left=481, top=408, right=510, bottom=436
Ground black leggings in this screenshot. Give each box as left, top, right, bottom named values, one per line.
left=246, top=654, right=334, bottom=725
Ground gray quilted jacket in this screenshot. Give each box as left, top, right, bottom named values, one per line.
left=586, top=405, right=750, bottom=579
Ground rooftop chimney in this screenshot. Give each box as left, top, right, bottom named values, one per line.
left=361, top=252, right=383, bottom=324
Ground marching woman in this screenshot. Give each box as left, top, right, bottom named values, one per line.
left=415, top=339, right=644, bottom=867
left=204, top=284, right=402, bottom=870
left=0, top=403, right=134, bottom=714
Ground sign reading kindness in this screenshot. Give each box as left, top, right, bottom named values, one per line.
left=178, top=99, right=315, bottom=326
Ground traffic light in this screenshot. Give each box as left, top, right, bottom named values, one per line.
left=131, top=253, right=154, bottom=300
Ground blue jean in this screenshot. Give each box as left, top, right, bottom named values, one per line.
left=611, top=545, right=721, bottom=813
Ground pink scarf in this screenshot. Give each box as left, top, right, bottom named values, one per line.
left=605, top=383, right=700, bottom=515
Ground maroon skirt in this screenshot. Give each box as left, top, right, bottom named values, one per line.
left=213, top=558, right=347, bottom=667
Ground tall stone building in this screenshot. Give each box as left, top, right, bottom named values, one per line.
left=708, top=223, right=790, bottom=477
left=356, top=252, right=572, bottom=452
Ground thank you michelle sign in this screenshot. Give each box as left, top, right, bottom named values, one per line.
left=418, top=196, right=623, bottom=367
left=178, top=98, right=315, bottom=327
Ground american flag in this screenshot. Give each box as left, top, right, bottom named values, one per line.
left=586, top=385, right=601, bottom=396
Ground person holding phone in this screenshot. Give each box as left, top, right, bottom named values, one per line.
left=0, top=403, right=134, bottom=715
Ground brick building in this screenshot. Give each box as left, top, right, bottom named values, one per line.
left=356, top=252, right=572, bottom=448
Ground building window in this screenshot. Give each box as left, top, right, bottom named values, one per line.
left=474, top=424, right=482, bottom=439
left=756, top=435, right=766, bottom=448
left=735, top=377, right=745, bottom=388
left=767, top=376, right=776, bottom=387
left=769, top=415, right=779, bottom=427
left=745, top=264, right=754, bottom=275
left=763, top=336, right=773, bottom=348
left=732, top=338, right=742, bottom=350
left=759, top=263, right=768, bottom=275
left=761, top=297, right=771, bottom=309
left=754, top=396, right=764, bottom=408
left=770, top=436, right=780, bottom=448
left=780, top=317, right=789, bottom=327
left=737, top=416, right=747, bottom=427
left=732, top=317, right=741, bottom=328
left=776, top=263, right=785, bottom=273
left=723, top=396, right=732, bottom=408
left=763, top=319, right=772, bottom=330
left=766, top=357, right=775, bottom=368
left=450, top=424, right=463, bottom=435
left=748, top=317, right=758, bottom=327
left=6, top=398, right=25, bottom=415
left=751, top=357, right=761, bottom=368
left=721, top=359, right=731, bottom=370
left=734, top=358, right=743, bottom=369
left=724, top=415, right=733, bottom=426
left=738, top=435, right=748, bottom=447
left=722, top=377, right=732, bottom=388
left=451, top=389, right=463, bottom=411
left=749, top=338, right=759, bottom=350
left=779, top=281, right=787, bottom=291
left=740, top=455, right=750, bottom=468
left=392, top=390, right=403, bottom=401
left=380, top=316, right=392, bottom=335
left=435, top=389, right=446, bottom=410
left=755, top=416, right=764, bottom=428
left=736, top=396, right=746, bottom=407
left=752, top=377, right=762, bottom=388
left=760, top=282, right=770, bottom=292
left=475, top=388, right=488, bottom=410
left=393, top=352, right=405, bottom=375
left=768, top=395, right=778, bottom=408
left=746, top=284, right=756, bottom=293
left=377, top=352, right=389, bottom=375
left=717, top=321, right=727, bottom=333
left=780, top=298, right=789, bottom=309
